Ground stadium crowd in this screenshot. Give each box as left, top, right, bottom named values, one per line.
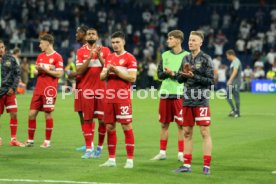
left=0, top=0, right=276, bottom=91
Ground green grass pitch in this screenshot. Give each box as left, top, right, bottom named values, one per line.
left=0, top=92, right=276, bottom=184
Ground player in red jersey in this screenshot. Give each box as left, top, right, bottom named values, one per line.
left=76, top=28, right=110, bottom=158
left=99, top=31, right=137, bottom=168
left=73, top=25, right=88, bottom=116
left=69, top=25, right=94, bottom=152
left=0, top=40, right=24, bottom=147
left=24, top=34, right=63, bottom=148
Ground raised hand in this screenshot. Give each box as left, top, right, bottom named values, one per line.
left=96, top=46, right=102, bottom=58
left=164, top=67, right=174, bottom=76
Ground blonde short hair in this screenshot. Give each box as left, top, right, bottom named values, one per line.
left=226, top=49, right=236, bottom=56
left=190, top=31, right=204, bottom=41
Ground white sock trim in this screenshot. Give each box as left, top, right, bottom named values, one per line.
left=127, top=159, right=133, bottom=163
left=184, top=164, right=191, bottom=168
left=109, top=158, right=116, bottom=162
left=160, top=150, right=166, bottom=155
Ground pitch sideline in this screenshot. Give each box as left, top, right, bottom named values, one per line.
left=0, top=178, right=120, bottom=184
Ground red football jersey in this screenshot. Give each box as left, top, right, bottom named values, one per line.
left=75, top=44, right=86, bottom=89
left=76, top=45, right=110, bottom=93
left=34, top=51, right=63, bottom=95
left=104, top=51, right=137, bottom=103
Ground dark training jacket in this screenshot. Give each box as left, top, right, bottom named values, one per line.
left=0, top=54, right=20, bottom=97
left=177, top=51, right=214, bottom=107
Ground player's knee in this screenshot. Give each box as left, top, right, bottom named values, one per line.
left=45, top=113, right=52, bottom=120
left=161, top=123, right=169, bottom=130
left=177, top=124, right=183, bottom=130
left=183, top=130, right=192, bottom=139
left=106, top=124, right=115, bottom=132
left=122, top=123, right=132, bottom=131
left=99, top=120, right=105, bottom=126
left=10, top=112, right=17, bottom=119
left=28, top=112, right=36, bottom=120
left=200, top=128, right=210, bottom=139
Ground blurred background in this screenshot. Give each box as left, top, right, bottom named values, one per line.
left=1, top=0, right=276, bottom=92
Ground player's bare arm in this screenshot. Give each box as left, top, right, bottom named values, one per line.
left=100, top=67, right=109, bottom=80
left=76, top=50, right=94, bottom=75
left=33, top=67, right=39, bottom=76
left=97, top=46, right=105, bottom=66
left=43, top=68, right=63, bottom=78
left=7, top=88, right=14, bottom=95
left=227, top=68, right=238, bottom=85
left=110, top=65, right=136, bottom=83
left=67, top=71, right=77, bottom=78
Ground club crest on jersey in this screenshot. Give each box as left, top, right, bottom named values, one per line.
left=49, top=58, right=54, bottom=64
left=5, top=59, right=11, bottom=67
left=195, top=63, right=201, bottom=69
left=119, top=59, right=125, bottom=65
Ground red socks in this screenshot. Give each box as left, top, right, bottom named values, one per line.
left=178, top=140, right=184, bottom=152
left=184, top=154, right=192, bottom=165
left=107, top=131, right=117, bottom=158
left=98, top=124, right=106, bottom=147
left=91, top=122, right=95, bottom=144
left=124, top=129, right=134, bottom=159
left=10, top=118, right=18, bottom=139
left=82, top=122, right=93, bottom=150
left=28, top=119, right=36, bottom=140
left=160, top=140, right=167, bottom=151
left=45, top=119, right=53, bottom=141
left=183, top=154, right=212, bottom=167
left=203, top=155, right=212, bottom=167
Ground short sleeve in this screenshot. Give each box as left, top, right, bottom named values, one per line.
left=102, top=47, right=111, bottom=60
left=233, top=60, right=240, bottom=69
left=55, top=54, right=64, bottom=71
left=76, top=49, right=84, bottom=66
left=104, top=54, right=112, bottom=68
left=126, top=54, right=137, bottom=72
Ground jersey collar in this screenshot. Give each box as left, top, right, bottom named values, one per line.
left=115, top=51, right=126, bottom=57
left=170, top=49, right=185, bottom=55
